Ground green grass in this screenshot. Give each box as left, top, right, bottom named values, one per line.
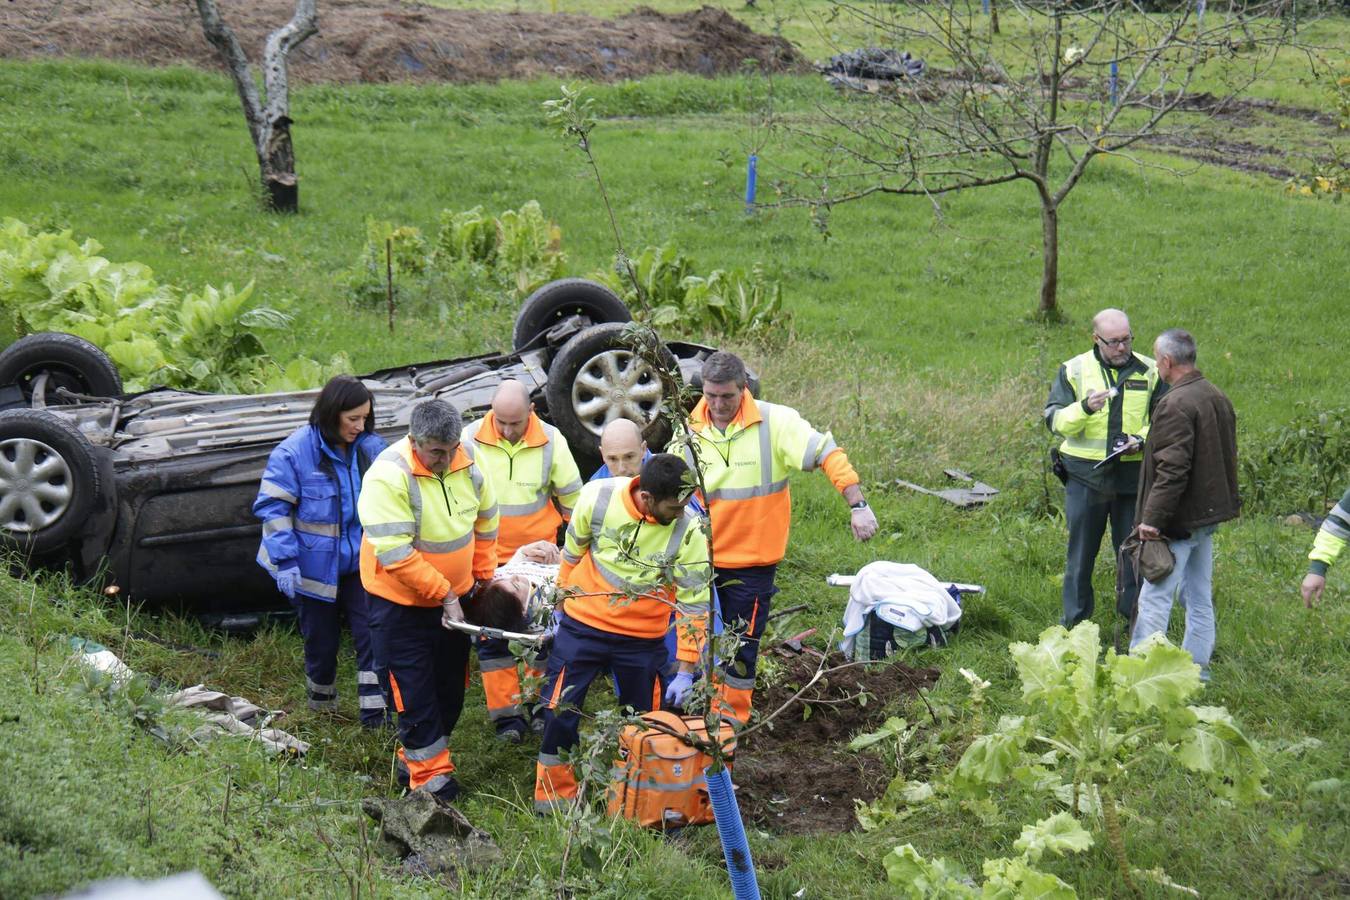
left=1, top=44, right=1348, bottom=899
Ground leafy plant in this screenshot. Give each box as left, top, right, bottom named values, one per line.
left=0, top=218, right=329, bottom=392
left=949, top=622, right=1267, bottom=894
left=591, top=246, right=787, bottom=340
left=885, top=812, right=1094, bottom=899
left=1241, top=405, right=1350, bottom=513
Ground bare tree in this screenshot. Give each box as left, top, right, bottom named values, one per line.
left=774, top=0, right=1302, bottom=318
left=194, top=0, right=317, bottom=213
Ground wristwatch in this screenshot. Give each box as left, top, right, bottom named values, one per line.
left=850, top=500, right=869, bottom=510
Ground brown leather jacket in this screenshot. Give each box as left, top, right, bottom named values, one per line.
left=1137, top=371, right=1240, bottom=535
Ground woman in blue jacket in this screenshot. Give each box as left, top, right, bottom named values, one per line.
left=253, top=376, right=390, bottom=727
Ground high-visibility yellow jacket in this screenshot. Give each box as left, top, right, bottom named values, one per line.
left=1045, top=349, right=1162, bottom=463
left=461, top=411, right=582, bottom=559
left=358, top=438, right=498, bottom=605
left=1309, top=487, right=1349, bottom=577
left=558, top=476, right=710, bottom=663
left=675, top=389, right=858, bottom=569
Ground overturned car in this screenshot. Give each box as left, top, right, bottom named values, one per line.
left=0, top=279, right=740, bottom=611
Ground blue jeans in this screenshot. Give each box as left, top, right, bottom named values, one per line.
left=1130, top=526, right=1217, bottom=678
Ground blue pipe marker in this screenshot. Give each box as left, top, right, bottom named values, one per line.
left=982, top=0, right=989, bottom=12
left=1109, top=61, right=1119, bottom=106
left=706, top=766, right=761, bottom=899
left=744, top=154, right=758, bottom=213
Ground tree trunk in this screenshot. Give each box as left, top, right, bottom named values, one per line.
left=990, top=0, right=1000, bottom=35
left=261, top=116, right=299, bottom=213
left=1039, top=201, right=1059, bottom=319
left=194, top=0, right=317, bottom=213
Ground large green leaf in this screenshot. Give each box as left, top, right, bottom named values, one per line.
left=1012, top=812, right=1094, bottom=862
left=1109, top=635, right=1202, bottom=715
left=883, top=845, right=977, bottom=898
left=1177, top=706, right=1269, bottom=803
left=952, top=730, right=1028, bottom=792
left=981, top=858, right=1078, bottom=899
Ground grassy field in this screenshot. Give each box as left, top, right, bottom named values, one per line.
left=1, top=10, right=1348, bottom=897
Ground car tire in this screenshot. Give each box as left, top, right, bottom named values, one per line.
left=0, top=408, right=103, bottom=555
left=0, top=332, right=123, bottom=406
left=512, top=279, right=631, bottom=353
left=544, top=323, right=678, bottom=460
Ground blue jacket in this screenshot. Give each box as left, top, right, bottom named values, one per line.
left=253, top=425, right=387, bottom=602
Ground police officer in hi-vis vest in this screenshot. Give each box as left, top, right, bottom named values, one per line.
left=1044, top=308, right=1167, bottom=629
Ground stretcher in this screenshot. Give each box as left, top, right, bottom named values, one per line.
left=441, top=620, right=550, bottom=645
left=827, top=573, right=984, bottom=594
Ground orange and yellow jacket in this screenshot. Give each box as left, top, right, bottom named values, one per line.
left=677, top=389, right=858, bottom=569
left=358, top=437, right=498, bottom=605
left=461, top=411, right=582, bottom=560
left=558, top=476, right=710, bottom=664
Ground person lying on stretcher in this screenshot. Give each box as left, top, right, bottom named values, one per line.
left=460, top=540, right=560, bottom=636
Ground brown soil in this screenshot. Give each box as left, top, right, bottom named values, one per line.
left=732, top=651, right=939, bottom=835
left=0, top=0, right=804, bottom=84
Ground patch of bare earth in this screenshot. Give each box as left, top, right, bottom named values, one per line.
left=732, top=651, right=939, bottom=835
left=0, top=0, right=804, bottom=84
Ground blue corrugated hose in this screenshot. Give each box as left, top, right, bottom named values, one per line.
left=704, top=765, right=761, bottom=900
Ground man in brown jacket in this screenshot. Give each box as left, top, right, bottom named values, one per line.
left=1130, top=329, right=1239, bottom=681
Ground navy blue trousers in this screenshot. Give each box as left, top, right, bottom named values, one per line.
left=368, top=597, right=471, bottom=766
left=714, top=564, right=779, bottom=683
left=538, top=615, right=666, bottom=758
left=292, top=573, right=389, bottom=725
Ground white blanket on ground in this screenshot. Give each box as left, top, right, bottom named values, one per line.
left=839, top=561, right=964, bottom=651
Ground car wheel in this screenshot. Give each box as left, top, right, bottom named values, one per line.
left=0, top=408, right=103, bottom=555
left=544, top=323, right=678, bottom=459
left=512, top=279, right=631, bottom=353
left=0, top=332, right=123, bottom=406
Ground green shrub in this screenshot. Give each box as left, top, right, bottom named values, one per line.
left=0, top=218, right=340, bottom=392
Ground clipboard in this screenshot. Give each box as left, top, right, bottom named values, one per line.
left=1092, top=439, right=1138, bottom=469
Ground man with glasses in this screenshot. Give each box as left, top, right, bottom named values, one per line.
left=1045, top=309, right=1166, bottom=632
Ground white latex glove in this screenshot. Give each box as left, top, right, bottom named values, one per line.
left=851, top=505, right=879, bottom=542
left=441, top=592, right=465, bottom=628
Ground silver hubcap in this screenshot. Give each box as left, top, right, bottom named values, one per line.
left=570, top=349, right=664, bottom=436
left=0, top=438, right=74, bottom=532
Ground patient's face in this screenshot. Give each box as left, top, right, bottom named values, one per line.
left=495, top=574, right=531, bottom=607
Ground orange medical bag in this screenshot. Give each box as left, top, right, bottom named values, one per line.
left=608, top=710, right=737, bottom=828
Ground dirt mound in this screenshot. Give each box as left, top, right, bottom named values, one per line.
left=733, top=652, right=939, bottom=835
left=0, top=0, right=804, bottom=84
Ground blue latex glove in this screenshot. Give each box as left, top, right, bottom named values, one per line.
left=664, top=671, right=695, bottom=708
left=541, top=610, right=562, bottom=643
left=275, top=567, right=301, bottom=600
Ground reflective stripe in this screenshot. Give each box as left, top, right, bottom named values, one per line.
left=664, top=514, right=693, bottom=557
left=262, top=516, right=294, bottom=536
left=419, top=774, right=453, bottom=794
left=561, top=548, right=581, bottom=564
left=535, top=798, right=569, bottom=813
left=1063, top=434, right=1109, bottom=454
left=357, top=671, right=380, bottom=685
left=757, top=402, right=774, bottom=486
left=295, top=519, right=339, bottom=538
left=306, top=677, right=336, bottom=695
left=540, top=428, right=555, bottom=490
left=405, top=736, right=448, bottom=762
left=722, top=673, right=756, bottom=690
left=617, top=777, right=703, bottom=793
left=365, top=521, right=415, bottom=537
left=359, top=694, right=387, bottom=709
left=675, top=602, right=705, bottom=616
left=308, top=697, right=338, bottom=711
left=538, top=752, right=564, bottom=768
left=706, top=478, right=789, bottom=501
left=415, top=532, right=473, bottom=554
left=299, top=577, right=338, bottom=599
left=675, top=573, right=707, bottom=589
left=500, top=496, right=551, bottom=516
left=1322, top=504, right=1350, bottom=540
left=590, top=485, right=615, bottom=537
left=477, top=528, right=499, bottom=541
left=556, top=479, right=583, bottom=497
left=477, top=503, right=500, bottom=520
left=801, top=433, right=824, bottom=471
left=378, top=544, right=415, bottom=565
left=470, top=464, right=484, bottom=493
left=479, top=656, right=519, bottom=673
left=260, top=479, right=298, bottom=505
